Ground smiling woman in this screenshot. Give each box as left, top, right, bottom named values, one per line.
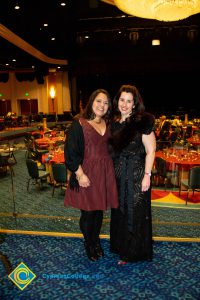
left=64, top=88, right=118, bottom=261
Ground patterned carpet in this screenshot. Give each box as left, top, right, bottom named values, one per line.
left=0, top=146, right=200, bottom=240
left=0, top=234, right=200, bottom=300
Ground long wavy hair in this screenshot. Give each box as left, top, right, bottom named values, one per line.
left=113, top=84, right=145, bottom=121
left=109, top=85, right=147, bottom=153
left=81, top=89, right=112, bottom=123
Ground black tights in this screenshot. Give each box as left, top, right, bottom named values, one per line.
left=79, top=210, right=103, bottom=245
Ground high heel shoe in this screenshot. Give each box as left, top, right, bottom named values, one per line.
left=84, top=241, right=98, bottom=261
left=94, top=241, right=104, bottom=258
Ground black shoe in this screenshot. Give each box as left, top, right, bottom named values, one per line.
left=94, top=241, right=104, bottom=258
left=84, top=241, right=98, bottom=261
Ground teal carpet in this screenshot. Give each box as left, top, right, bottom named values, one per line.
left=1, top=234, right=200, bottom=300
left=0, top=149, right=200, bottom=239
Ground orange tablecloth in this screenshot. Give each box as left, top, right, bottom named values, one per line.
left=156, top=150, right=200, bottom=176
left=50, top=152, right=64, bottom=164
left=187, top=137, right=200, bottom=146
left=42, top=152, right=64, bottom=164
left=35, top=137, right=65, bottom=146
left=156, top=150, right=200, bottom=166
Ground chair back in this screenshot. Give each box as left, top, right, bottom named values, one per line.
left=156, top=140, right=172, bottom=151
left=26, top=159, right=39, bottom=179
left=32, top=132, right=42, bottom=139
left=52, top=163, right=67, bottom=183
left=155, top=157, right=167, bottom=177
left=189, top=166, right=200, bottom=189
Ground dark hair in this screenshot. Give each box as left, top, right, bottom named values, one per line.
left=81, top=89, right=112, bottom=123
left=113, top=84, right=145, bottom=120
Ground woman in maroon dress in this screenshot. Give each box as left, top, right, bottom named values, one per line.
left=64, top=89, right=118, bottom=261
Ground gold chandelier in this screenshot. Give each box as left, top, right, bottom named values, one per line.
left=102, top=0, right=200, bottom=21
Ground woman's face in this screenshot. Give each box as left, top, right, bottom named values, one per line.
left=92, top=92, right=109, bottom=118
left=118, top=92, right=135, bottom=119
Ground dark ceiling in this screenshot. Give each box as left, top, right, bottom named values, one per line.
left=1, top=0, right=200, bottom=73
left=1, top=1, right=200, bottom=115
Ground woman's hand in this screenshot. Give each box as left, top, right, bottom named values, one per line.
left=141, top=175, right=151, bottom=192
left=77, top=173, right=90, bottom=188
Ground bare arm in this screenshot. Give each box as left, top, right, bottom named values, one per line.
left=141, top=131, right=156, bottom=192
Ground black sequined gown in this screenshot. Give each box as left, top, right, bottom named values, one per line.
left=110, top=120, right=153, bottom=262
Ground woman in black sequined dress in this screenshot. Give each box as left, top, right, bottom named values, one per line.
left=109, top=84, right=156, bottom=264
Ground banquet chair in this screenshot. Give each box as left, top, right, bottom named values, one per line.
left=179, top=166, right=200, bottom=205
left=0, top=153, right=16, bottom=177
left=0, top=154, right=9, bottom=176
left=24, top=137, right=35, bottom=158
left=52, top=163, right=67, bottom=196
left=26, top=159, right=50, bottom=191
left=156, top=140, right=172, bottom=151
left=32, top=132, right=42, bottom=139
left=34, top=141, right=49, bottom=163
left=155, top=157, right=178, bottom=190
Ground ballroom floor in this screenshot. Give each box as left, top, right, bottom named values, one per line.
left=0, top=145, right=200, bottom=241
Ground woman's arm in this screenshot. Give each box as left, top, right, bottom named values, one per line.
left=141, top=131, right=156, bottom=192
left=64, top=120, right=84, bottom=172
left=65, top=120, right=88, bottom=189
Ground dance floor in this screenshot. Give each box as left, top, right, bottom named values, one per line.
left=151, top=190, right=200, bottom=204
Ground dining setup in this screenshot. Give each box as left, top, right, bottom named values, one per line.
left=155, top=145, right=200, bottom=202
left=23, top=128, right=67, bottom=194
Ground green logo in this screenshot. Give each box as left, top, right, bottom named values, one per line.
left=8, top=262, right=36, bottom=290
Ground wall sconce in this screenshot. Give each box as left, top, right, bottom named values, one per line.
left=49, top=87, right=56, bottom=112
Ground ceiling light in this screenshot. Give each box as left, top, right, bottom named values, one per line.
left=51, top=37, right=56, bottom=41
left=152, top=39, right=160, bottom=46
left=102, top=0, right=200, bottom=21
left=14, top=3, right=20, bottom=10
left=43, top=23, right=48, bottom=27
left=12, top=59, right=16, bottom=62
left=60, top=2, right=66, bottom=6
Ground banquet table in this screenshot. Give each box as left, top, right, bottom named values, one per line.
left=42, top=151, right=65, bottom=182
left=187, top=136, right=200, bottom=146
left=155, top=149, right=200, bottom=183
left=35, top=136, right=65, bottom=148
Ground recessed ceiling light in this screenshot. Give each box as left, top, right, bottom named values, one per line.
left=43, top=23, right=48, bottom=27
left=57, top=66, right=61, bottom=69
left=60, top=2, right=66, bottom=6
left=12, top=59, right=16, bottom=62
left=85, top=35, right=89, bottom=39
left=15, top=4, right=20, bottom=10
left=32, top=66, right=35, bottom=69
left=51, top=37, right=56, bottom=41
left=6, top=63, right=9, bottom=66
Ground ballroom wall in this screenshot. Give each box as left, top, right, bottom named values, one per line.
left=0, top=71, right=71, bottom=115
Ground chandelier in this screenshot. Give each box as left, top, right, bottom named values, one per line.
left=102, top=0, right=200, bottom=21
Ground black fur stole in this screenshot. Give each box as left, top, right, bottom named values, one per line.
left=109, top=112, right=155, bottom=153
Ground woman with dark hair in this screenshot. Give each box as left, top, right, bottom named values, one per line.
left=109, top=84, right=156, bottom=264
left=64, top=89, right=118, bottom=261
